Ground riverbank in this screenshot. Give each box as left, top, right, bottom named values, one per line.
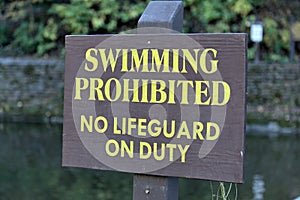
left=0, top=57, right=299, bottom=131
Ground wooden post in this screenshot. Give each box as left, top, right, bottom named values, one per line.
left=133, top=1, right=183, bottom=199
left=290, top=16, right=295, bottom=62
left=254, top=42, right=260, bottom=64
left=133, top=175, right=179, bottom=200
left=137, top=1, right=183, bottom=33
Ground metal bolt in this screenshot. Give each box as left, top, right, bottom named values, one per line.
left=145, top=188, right=150, bottom=194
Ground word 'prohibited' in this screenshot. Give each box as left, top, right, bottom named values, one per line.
left=63, top=31, right=247, bottom=183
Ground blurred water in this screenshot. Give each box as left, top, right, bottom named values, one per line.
left=252, top=174, right=265, bottom=200
left=0, top=123, right=299, bottom=200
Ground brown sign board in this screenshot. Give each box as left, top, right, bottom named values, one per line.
left=63, top=33, right=247, bottom=183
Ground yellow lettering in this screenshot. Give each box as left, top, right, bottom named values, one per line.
left=151, top=49, right=170, bottom=72
left=211, top=81, right=231, bottom=106
left=127, top=118, right=136, bottom=135
left=148, top=119, right=161, bottom=137
left=193, top=122, right=204, bottom=140
left=130, top=49, right=149, bottom=72
left=140, top=141, right=152, bottom=159
left=74, top=78, right=89, bottom=100
left=153, top=143, right=165, bottom=161
left=99, top=48, right=120, bottom=72
left=150, top=80, right=167, bottom=103
left=163, top=120, right=175, bottom=138
left=177, top=80, right=194, bottom=104
left=89, top=78, right=104, bottom=101
left=166, top=143, right=176, bottom=162
left=172, top=49, right=180, bottom=73
left=113, top=117, right=121, bottom=134
left=137, top=118, right=147, bottom=136
left=84, top=48, right=98, bottom=72
left=120, top=140, right=134, bottom=158
left=105, top=139, right=119, bottom=157
left=200, top=48, right=218, bottom=74
left=121, top=49, right=128, bottom=72
left=80, top=115, right=92, bottom=132
left=140, top=79, right=149, bottom=103
left=167, top=80, right=176, bottom=104
left=206, top=122, right=220, bottom=140
left=122, top=117, right=127, bottom=134
left=178, top=144, right=189, bottom=162
left=194, top=81, right=211, bottom=105
left=182, top=49, right=199, bottom=73
left=104, top=78, right=121, bottom=102
left=94, top=116, right=108, bottom=133
left=177, top=121, right=191, bottom=139
left=122, top=79, right=140, bottom=102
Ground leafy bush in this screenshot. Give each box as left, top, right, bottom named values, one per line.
left=0, top=0, right=299, bottom=61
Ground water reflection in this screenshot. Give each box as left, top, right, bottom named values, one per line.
left=252, top=174, right=265, bottom=200
left=0, top=123, right=299, bottom=199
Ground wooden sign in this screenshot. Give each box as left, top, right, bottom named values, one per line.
left=63, top=33, right=247, bottom=183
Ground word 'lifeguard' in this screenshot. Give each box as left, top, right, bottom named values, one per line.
left=80, top=115, right=221, bottom=141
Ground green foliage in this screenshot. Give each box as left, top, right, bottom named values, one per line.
left=183, top=0, right=255, bottom=33
left=0, top=23, right=8, bottom=45
left=0, top=0, right=298, bottom=61
left=210, top=182, right=238, bottom=200
left=48, top=0, right=146, bottom=34
left=1, top=0, right=147, bottom=57
left=1, top=1, right=58, bottom=56
left=12, top=22, right=43, bottom=54
left=183, top=0, right=296, bottom=62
